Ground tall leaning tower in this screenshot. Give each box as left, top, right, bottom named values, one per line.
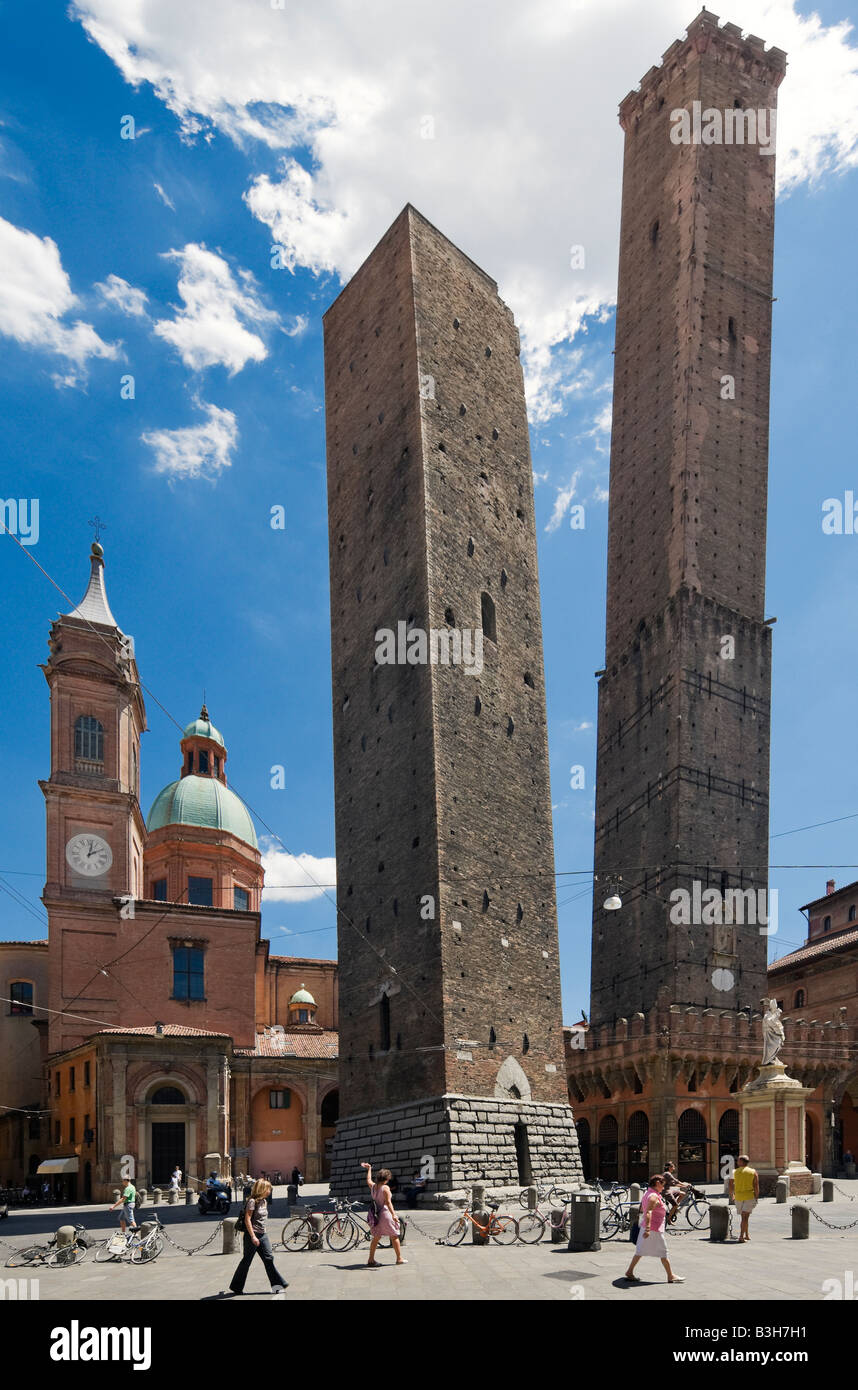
left=591, top=11, right=786, bottom=1026
left=324, top=205, right=581, bottom=1197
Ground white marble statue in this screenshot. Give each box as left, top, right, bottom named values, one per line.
left=761, top=998, right=785, bottom=1065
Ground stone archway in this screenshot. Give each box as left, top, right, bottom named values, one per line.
left=135, top=1074, right=201, bottom=1188
left=494, top=1056, right=531, bottom=1101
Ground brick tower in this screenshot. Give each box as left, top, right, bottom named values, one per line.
left=324, top=205, right=581, bottom=1197
left=568, top=13, right=788, bottom=1182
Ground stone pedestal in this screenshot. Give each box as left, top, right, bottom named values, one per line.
left=737, top=1061, right=813, bottom=1197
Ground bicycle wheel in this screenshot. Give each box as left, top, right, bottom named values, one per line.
left=46, top=1243, right=87, bottom=1268
left=516, top=1213, right=547, bottom=1244
left=686, top=1200, right=710, bottom=1230
left=600, top=1209, right=622, bottom=1240
left=95, top=1238, right=126, bottom=1262
left=517, top=1189, right=529, bottom=1209
left=131, top=1235, right=163, bottom=1264
left=491, top=1216, right=518, bottom=1245
left=446, top=1215, right=469, bottom=1246
left=281, top=1217, right=311, bottom=1252
left=325, top=1215, right=356, bottom=1252
left=5, top=1246, right=41, bottom=1268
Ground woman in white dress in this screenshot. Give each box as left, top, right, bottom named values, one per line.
left=624, top=1175, right=684, bottom=1284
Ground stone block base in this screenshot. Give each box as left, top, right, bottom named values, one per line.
left=330, top=1093, right=583, bottom=1205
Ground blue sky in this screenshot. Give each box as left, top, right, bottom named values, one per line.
left=1, top=1, right=858, bottom=1023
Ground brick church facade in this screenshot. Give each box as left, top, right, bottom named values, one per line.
left=10, top=541, right=339, bottom=1200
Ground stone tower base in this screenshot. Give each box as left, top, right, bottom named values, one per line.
left=330, top=1094, right=584, bottom=1205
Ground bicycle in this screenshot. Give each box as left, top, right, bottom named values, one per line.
left=666, top=1186, right=710, bottom=1230
left=517, top=1182, right=572, bottom=1210
left=280, top=1199, right=404, bottom=1253
left=5, top=1223, right=91, bottom=1268
left=95, top=1215, right=164, bottom=1263
left=600, top=1201, right=637, bottom=1241
left=446, top=1200, right=518, bottom=1246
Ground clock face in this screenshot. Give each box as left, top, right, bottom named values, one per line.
left=66, top=833, right=113, bottom=878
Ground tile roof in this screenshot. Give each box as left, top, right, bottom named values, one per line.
left=236, top=1030, right=339, bottom=1059
left=266, top=955, right=337, bottom=967
left=0, top=940, right=48, bottom=947
left=96, top=1024, right=231, bottom=1038
left=769, top=927, right=858, bottom=972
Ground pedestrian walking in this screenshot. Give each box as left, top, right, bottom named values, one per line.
left=360, top=1160, right=406, bottom=1267
left=729, top=1155, right=759, bottom=1242
left=170, top=1165, right=182, bottom=1193
left=110, top=1178, right=138, bottom=1234
left=226, top=1178, right=288, bottom=1297
left=624, top=1175, right=684, bottom=1285
left=290, top=1165, right=303, bottom=1187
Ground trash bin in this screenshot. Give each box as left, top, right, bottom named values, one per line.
left=566, top=1191, right=601, bottom=1253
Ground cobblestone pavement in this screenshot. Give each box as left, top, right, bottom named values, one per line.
left=2, top=1183, right=856, bottom=1302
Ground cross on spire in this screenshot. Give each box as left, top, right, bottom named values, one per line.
left=88, top=515, right=107, bottom=544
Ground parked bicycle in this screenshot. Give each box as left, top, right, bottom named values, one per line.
left=600, top=1201, right=637, bottom=1241
left=280, top=1199, right=405, bottom=1253
left=446, top=1200, right=518, bottom=1245
left=517, top=1182, right=572, bottom=1209
left=5, top=1223, right=92, bottom=1268
left=95, top=1215, right=165, bottom=1264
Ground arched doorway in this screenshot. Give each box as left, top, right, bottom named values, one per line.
left=143, top=1081, right=193, bottom=1187
left=320, top=1089, right=338, bottom=1180
left=598, top=1115, right=618, bottom=1181
left=678, top=1108, right=707, bottom=1183
left=576, top=1119, right=591, bottom=1180
left=718, top=1109, right=739, bottom=1180
left=627, top=1111, right=649, bottom=1185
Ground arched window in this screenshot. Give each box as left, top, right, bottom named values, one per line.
left=480, top=592, right=497, bottom=643
left=849, top=905, right=856, bottom=922
left=598, top=1114, right=618, bottom=1180
left=150, top=1086, right=185, bottom=1105
left=627, top=1110, right=649, bottom=1183
left=677, top=1108, right=708, bottom=1181
left=9, top=981, right=34, bottom=1015
left=74, top=715, right=104, bottom=767
left=824, top=915, right=832, bottom=932
left=718, top=1109, right=739, bottom=1170
left=320, top=1089, right=339, bottom=1128
left=794, top=989, right=806, bottom=1009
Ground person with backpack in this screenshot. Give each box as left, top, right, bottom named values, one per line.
left=109, top=1178, right=138, bottom=1235
left=360, top=1160, right=406, bottom=1267
left=225, top=1178, right=287, bottom=1297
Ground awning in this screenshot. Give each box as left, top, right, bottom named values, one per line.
left=36, top=1158, right=79, bottom=1175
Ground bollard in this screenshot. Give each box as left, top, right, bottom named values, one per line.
left=527, top=1185, right=538, bottom=1211
left=550, top=1209, right=568, bottom=1244
left=629, top=1183, right=641, bottom=1205
left=168, top=1187, right=177, bottom=1205
left=811, top=1173, right=822, bottom=1195
left=471, top=1183, right=486, bottom=1211
left=287, top=1183, right=298, bottom=1209
left=775, top=1178, right=789, bottom=1204
left=222, top=1219, right=238, bottom=1255
left=152, top=1188, right=162, bottom=1206
left=791, top=1204, right=810, bottom=1239
left=709, top=1204, right=730, bottom=1242
left=308, top=1214, right=325, bottom=1251
left=112, top=1189, right=121, bottom=1204
left=55, top=1225, right=75, bottom=1248
left=137, top=1188, right=147, bottom=1208
left=471, top=1210, right=490, bottom=1244
left=185, top=1186, right=194, bottom=1205
left=822, top=1179, right=834, bottom=1203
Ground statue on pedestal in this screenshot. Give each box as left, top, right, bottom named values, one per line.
left=761, top=998, right=785, bottom=1066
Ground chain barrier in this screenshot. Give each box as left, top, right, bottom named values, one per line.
left=832, top=1182, right=857, bottom=1202
left=806, top=1206, right=858, bottom=1232
left=160, top=1219, right=225, bottom=1255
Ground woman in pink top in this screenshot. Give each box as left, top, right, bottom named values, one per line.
left=624, top=1174, right=684, bottom=1284
left=360, top=1161, right=407, bottom=1267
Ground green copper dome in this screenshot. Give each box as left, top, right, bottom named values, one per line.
left=290, top=985, right=316, bottom=1006
left=183, top=712, right=224, bottom=747
left=146, top=776, right=258, bottom=849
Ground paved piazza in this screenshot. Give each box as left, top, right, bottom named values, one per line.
left=2, top=1182, right=857, bottom=1303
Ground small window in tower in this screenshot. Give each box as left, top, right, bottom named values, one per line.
left=187, top=751, right=194, bottom=773
left=188, top=877, right=213, bottom=907
left=380, top=994, right=391, bottom=1052
left=234, top=886, right=249, bottom=911
left=74, top=715, right=104, bottom=768
left=198, top=749, right=209, bottom=775
left=489, top=1026, right=496, bottom=1049
left=153, top=879, right=167, bottom=902
left=214, top=755, right=220, bottom=777
left=728, top=316, right=737, bottom=342
left=9, top=981, right=33, bottom=1016
left=522, top=1033, right=530, bottom=1054
left=481, top=592, right=497, bottom=643
left=650, top=219, right=660, bottom=245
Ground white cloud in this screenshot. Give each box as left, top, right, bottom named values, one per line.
left=141, top=399, right=238, bottom=480
left=95, top=272, right=149, bottom=317
left=153, top=180, right=175, bottom=209
left=545, top=471, right=581, bottom=534
left=0, top=216, right=118, bottom=381
left=533, top=468, right=550, bottom=487
left=71, top=1, right=858, bottom=415
left=154, top=243, right=278, bottom=373
left=260, top=845, right=337, bottom=903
